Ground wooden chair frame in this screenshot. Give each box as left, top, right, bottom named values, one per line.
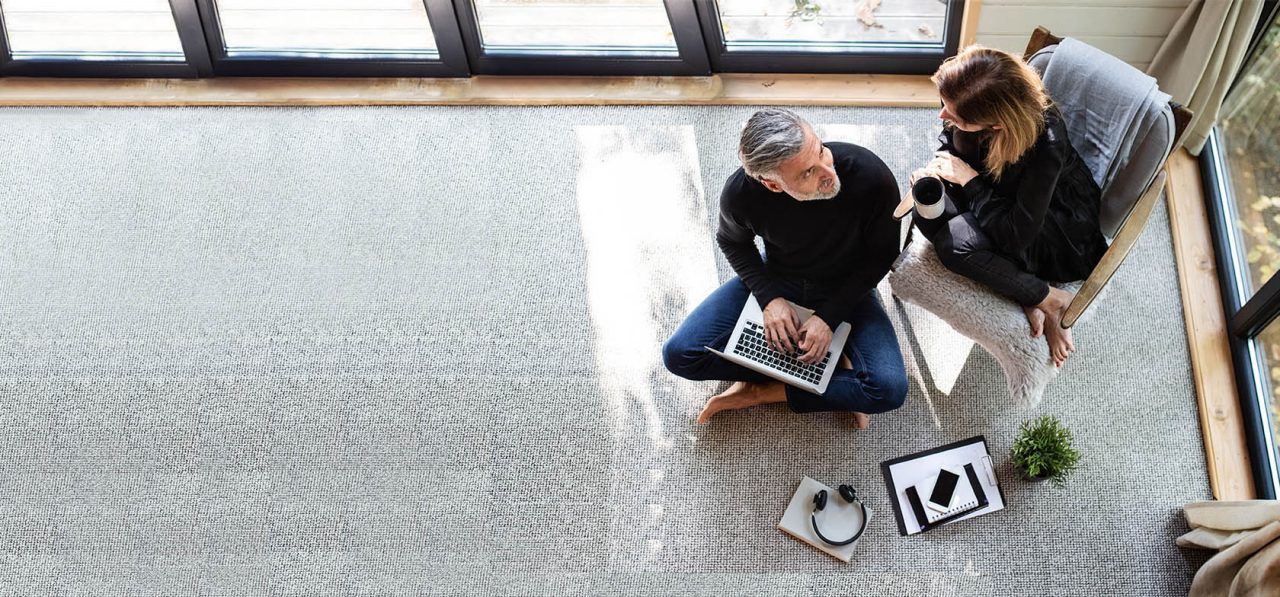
left=1022, top=27, right=1194, bottom=328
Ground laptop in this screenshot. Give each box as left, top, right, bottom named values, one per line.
left=707, top=296, right=852, bottom=395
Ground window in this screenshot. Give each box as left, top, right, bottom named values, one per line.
left=473, top=0, right=678, bottom=55
left=2, top=0, right=184, bottom=60
left=1203, top=5, right=1280, bottom=499
left=715, top=0, right=947, bottom=49
left=1, top=0, right=968, bottom=77
left=1218, top=19, right=1280, bottom=298
left=214, top=0, right=440, bottom=59
left=453, top=0, right=708, bottom=75
left=0, top=0, right=204, bottom=76
left=195, top=0, right=469, bottom=76
left=695, top=0, right=963, bottom=73
left=1255, top=317, right=1280, bottom=454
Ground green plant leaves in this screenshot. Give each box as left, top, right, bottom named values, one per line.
left=1011, top=415, right=1081, bottom=487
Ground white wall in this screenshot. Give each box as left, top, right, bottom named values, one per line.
left=974, top=0, right=1191, bottom=71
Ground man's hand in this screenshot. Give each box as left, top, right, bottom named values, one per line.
left=762, top=298, right=800, bottom=354
left=797, top=315, right=833, bottom=364
left=927, top=151, right=979, bottom=186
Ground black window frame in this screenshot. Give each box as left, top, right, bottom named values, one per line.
left=0, top=0, right=973, bottom=78
left=0, top=0, right=211, bottom=78
left=192, top=0, right=470, bottom=77
left=693, top=0, right=965, bottom=74
left=451, top=0, right=710, bottom=76
left=1199, top=0, right=1280, bottom=499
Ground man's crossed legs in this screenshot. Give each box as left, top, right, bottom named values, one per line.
left=662, top=277, right=908, bottom=423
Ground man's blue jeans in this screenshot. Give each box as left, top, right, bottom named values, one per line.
left=662, top=277, right=908, bottom=414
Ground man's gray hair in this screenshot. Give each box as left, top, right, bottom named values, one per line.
left=739, top=108, right=809, bottom=181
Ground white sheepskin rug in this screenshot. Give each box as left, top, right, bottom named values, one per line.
left=888, top=233, right=1091, bottom=406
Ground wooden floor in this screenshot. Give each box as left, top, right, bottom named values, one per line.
left=1166, top=149, right=1256, bottom=500
left=0, top=74, right=942, bottom=107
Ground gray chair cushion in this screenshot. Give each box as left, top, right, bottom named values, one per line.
left=1099, top=108, right=1174, bottom=238
left=1029, top=43, right=1176, bottom=238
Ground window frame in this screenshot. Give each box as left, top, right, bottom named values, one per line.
left=1201, top=130, right=1280, bottom=499
left=0, top=0, right=973, bottom=78
left=0, top=0, right=211, bottom=77
left=192, top=0, right=470, bottom=77
left=1200, top=0, right=1280, bottom=499
left=692, top=0, right=965, bottom=74
left=450, top=0, right=710, bottom=76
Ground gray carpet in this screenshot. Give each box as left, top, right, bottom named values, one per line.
left=0, top=105, right=1209, bottom=595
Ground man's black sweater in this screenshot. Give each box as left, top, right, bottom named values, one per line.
left=715, top=142, right=900, bottom=328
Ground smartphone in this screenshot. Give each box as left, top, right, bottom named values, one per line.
left=925, top=468, right=961, bottom=514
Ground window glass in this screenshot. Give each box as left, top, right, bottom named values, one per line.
left=714, top=0, right=947, bottom=50
left=473, top=0, right=677, bottom=54
left=1218, top=15, right=1280, bottom=297
left=214, top=0, right=439, bottom=58
left=1252, top=316, right=1280, bottom=477
left=1, top=0, right=185, bottom=61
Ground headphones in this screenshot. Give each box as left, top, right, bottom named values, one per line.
left=811, top=484, right=869, bottom=546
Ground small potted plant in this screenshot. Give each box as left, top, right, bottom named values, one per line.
left=1011, top=415, right=1080, bottom=487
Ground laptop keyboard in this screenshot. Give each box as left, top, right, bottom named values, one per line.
left=735, top=322, right=831, bottom=386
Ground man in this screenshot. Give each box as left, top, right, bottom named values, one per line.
left=662, top=108, right=907, bottom=425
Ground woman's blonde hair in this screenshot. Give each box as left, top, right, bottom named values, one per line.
left=931, top=45, right=1051, bottom=181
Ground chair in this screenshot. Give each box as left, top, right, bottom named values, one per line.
left=887, top=27, right=1193, bottom=405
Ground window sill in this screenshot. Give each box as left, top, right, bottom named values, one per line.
left=1167, top=147, right=1257, bottom=500
left=0, top=74, right=939, bottom=107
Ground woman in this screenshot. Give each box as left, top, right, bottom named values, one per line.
left=910, top=46, right=1108, bottom=367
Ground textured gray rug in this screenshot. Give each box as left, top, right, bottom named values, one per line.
left=0, top=106, right=1208, bottom=595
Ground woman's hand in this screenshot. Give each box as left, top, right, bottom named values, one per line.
left=927, top=151, right=980, bottom=186
left=909, top=167, right=931, bottom=186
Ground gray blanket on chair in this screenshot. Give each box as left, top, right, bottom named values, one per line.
left=1040, top=38, right=1171, bottom=197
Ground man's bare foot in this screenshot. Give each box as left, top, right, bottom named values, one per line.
left=1022, top=306, right=1044, bottom=338
left=835, top=355, right=871, bottom=429
left=696, top=381, right=787, bottom=424
left=1036, top=286, right=1077, bottom=368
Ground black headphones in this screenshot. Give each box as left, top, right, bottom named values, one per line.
left=811, top=484, right=869, bottom=546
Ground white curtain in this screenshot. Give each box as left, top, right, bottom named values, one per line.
left=1146, top=0, right=1265, bottom=154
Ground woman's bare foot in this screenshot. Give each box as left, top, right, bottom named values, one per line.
left=1042, top=309, right=1074, bottom=368
left=696, top=381, right=787, bottom=424
left=1022, top=306, right=1044, bottom=338
left=1036, top=286, right=1077, bottom=367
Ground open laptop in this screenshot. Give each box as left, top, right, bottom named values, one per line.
left=706, top=296, right=852, bottom=395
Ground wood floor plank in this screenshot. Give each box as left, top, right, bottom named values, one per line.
left=1166, top=148, right=1256, bottom=500
left=0, top=74, right=941, bottom=107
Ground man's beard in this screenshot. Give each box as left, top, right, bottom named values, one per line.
left=793, top=177, right=841, bottom=201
